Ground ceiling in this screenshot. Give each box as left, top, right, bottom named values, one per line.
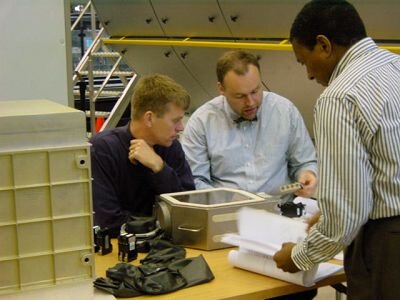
left=90, top=0, right=400, bottom=135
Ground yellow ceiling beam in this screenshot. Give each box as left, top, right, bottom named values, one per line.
left=102, top=38, right=293, bottom=51
left=383, top=45, right=400, bottom=54
left=102, top=37, right=400, bottom=54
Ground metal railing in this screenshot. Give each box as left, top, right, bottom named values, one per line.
left=71, top=0, right=136, bottom=134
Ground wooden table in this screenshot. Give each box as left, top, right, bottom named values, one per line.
left=95, top=240, right=346, bottom=300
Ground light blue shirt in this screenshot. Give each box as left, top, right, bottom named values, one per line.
left=181, top=91, right=317, bottom=195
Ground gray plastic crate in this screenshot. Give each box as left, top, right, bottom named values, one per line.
left=0, top=100, right=94, bottom=295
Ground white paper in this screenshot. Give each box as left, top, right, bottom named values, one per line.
left=334, top=251, right=344, bottom=261
left=237, top=206, right=308, bottom=245
left=222, top=233, right=279, bottom=256
left=228, top=250, right=342, bottom=287
left=222, top=207, right=344, bottom=287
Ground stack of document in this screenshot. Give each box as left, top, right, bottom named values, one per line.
left=221, top=207, right=343, bottom=287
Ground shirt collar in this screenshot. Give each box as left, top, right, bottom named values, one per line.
left=329, top=37, right=377, bottom=85
left=122, top=122, right=134, bottom=141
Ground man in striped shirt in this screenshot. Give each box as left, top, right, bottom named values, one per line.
left=273, top=1, right=400, bottom=298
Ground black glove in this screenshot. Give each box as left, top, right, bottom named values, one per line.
left=106, top=263, right=141, bottom=283
left=140, top=239, right=186, bottom=265
left=93, top=276, right=142, bottom=298
left=133, top=268, right=187, bottom=295
left=168, top=255, right=215, bottom=288
left=94, top=240, right=214, bottom=297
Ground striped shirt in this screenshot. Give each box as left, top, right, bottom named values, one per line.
left=293, top=37, right=400, bottom=270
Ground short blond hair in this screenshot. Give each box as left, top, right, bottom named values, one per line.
left=131, top=74, right=190, bottom=120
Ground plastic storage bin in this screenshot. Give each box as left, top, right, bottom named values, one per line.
left=0, top=100, right=94, bottom=296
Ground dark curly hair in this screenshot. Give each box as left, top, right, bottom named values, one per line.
left=290, top=0, right=367, bottom=50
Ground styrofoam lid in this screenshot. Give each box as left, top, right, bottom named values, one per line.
left=0, top=99, right=87, bottom=151
left=0, top=99, right=78, bottom=117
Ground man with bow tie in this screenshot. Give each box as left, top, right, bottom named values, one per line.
left=181, top=50, right=317, bottom=200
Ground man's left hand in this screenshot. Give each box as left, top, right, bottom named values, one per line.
left=273, top=242, right=300, bottom=273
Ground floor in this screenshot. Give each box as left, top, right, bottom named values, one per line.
left=314, top=285, right=347, bottom=300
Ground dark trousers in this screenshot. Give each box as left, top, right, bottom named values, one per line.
left=344, top=215, right=400, bottom=300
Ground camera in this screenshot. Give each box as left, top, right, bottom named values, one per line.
left=117, top=216, right=163, bottom=262
left=278, top=201, right=305, bottom=218
left=93, top=226, right=113, bottom=255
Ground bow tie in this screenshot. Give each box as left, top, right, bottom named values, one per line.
left=234, top=116, right=258, bottom=124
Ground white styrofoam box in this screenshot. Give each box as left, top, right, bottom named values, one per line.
left=0, top=100, right=94, bottom=296
left=0, top=281, right=95, bottom=300
left=0, top=99, right=87, bottom=151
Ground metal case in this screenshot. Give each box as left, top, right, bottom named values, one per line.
left=155, top=188, right=279, bottom=250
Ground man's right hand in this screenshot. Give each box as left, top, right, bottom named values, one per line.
left=295, top=170, right=318, bottom=198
